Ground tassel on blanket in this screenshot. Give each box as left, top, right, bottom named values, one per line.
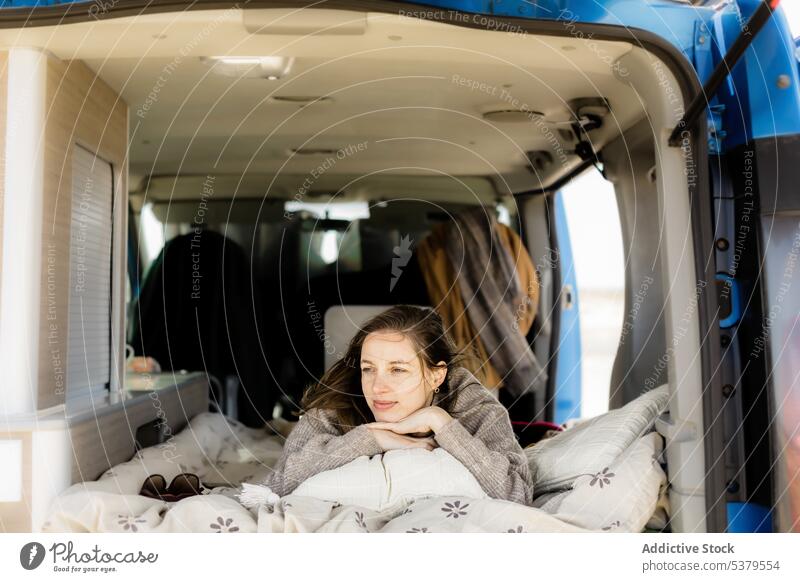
left=238, top=482, right=280, bottom=509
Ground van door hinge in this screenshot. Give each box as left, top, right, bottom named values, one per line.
left=693, top=20, right=714, bottom=83
left=696, top=12, right=733, bottom=154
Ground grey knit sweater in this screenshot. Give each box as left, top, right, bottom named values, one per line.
left=261, top=367, right=534, bottom=506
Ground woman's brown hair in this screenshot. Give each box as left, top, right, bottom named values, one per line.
left=299, top=305, right=481, bottom=432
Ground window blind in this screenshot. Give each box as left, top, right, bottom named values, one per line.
left=66, top=144, right=114, bottom=399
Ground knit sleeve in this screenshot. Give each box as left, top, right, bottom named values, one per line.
left=262, top=409, right=383, bottom=497
left=433, top=396, right=534, bottom=506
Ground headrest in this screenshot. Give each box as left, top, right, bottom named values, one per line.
left=323, top=305, right=428, bottom=370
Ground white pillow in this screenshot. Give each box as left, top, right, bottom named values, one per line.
left=292, top=448, right=488, bottom=510
left=526, top=385, right=670, bottom=494
left=540, top=432, right=667, bottom=532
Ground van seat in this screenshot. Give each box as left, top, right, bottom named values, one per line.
left=323, top=305, right=428, bottom=371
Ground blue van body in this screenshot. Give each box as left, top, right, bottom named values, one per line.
left=553, top=193, right=581, bottom=425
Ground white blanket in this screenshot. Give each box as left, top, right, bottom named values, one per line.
left=43, top=413, right=667, bottom=533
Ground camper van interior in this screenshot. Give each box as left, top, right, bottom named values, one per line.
left=0, top=4, right=777, bottom=534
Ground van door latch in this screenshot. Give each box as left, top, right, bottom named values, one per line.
left=655, top=412, right=698, bottom=443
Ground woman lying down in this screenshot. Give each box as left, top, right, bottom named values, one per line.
left=248, top=305, right=533, bottom=507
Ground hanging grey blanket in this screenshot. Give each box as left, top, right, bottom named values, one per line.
left=444, top=207, right=547, bottom=399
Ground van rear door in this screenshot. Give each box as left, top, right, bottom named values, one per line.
left=701, top=0, right=800, bottom=532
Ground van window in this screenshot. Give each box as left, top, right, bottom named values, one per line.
left=561, top=168, right=624, bottom=418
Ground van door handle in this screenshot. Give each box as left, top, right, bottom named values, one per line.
left=561, top=284, right=575, bottom=310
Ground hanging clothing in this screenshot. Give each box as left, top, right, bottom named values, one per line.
left=130, top=230, right=279, bottom=427
left=417, top=208, right=545, bottom=398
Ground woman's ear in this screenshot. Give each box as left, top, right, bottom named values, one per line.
left=431, top=361, right=447, bottom=389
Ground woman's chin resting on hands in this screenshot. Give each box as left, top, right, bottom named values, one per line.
left=366, top=406, right=453, bottom=440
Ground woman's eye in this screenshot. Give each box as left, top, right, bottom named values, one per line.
left=391, top=368, right=407, bottom=374
left=361, top=367, right=373, bottom=374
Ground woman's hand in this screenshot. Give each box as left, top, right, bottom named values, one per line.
left=367, top=428, right=438, bottom=452
left=367, top=406, right=453, bottom=437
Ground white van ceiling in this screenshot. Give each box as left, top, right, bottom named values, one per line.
left=0, top=8, right=644, bottom=200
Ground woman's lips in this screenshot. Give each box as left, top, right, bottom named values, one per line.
left=373, top=400, right=397, bottom=410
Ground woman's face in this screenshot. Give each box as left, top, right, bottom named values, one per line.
left=360, top=331, right=444, bottom=422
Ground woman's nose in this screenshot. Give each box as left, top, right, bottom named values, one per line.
left=372, top=374, right=393, bottom=395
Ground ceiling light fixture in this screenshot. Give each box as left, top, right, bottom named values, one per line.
left=201, top=56, right=295, bottom=79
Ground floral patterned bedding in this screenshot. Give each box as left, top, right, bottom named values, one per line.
left=42, top=413, right=667, bottom=533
